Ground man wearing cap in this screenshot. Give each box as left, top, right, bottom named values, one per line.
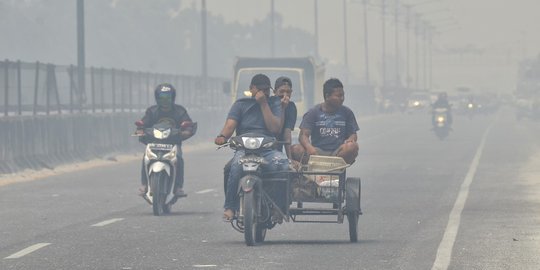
left=273, top=76, right=297, bottom=159
left=215, top=74, right=289, bottom=221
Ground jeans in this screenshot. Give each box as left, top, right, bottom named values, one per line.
left=224, top=149, right=289, bottom=211
left=140, top=147, right=184, bottom=189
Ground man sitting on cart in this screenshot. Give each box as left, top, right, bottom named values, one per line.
left=291, top=78, right=359, bottom=165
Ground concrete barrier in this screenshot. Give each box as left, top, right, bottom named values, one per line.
left=0, top=109, right=227, bottom=175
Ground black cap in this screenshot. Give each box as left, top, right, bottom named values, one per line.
left=250, top=74, right=272, bottom=90
left=275, top=76, right=292, bottom=90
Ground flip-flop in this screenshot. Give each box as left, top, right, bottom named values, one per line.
left=222, top=209, right=235, bottom=222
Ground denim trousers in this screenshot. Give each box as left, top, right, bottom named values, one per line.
left=224, top=149, right=289, bottom=211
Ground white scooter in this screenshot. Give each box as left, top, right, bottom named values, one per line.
left=134, top=121, right=183, bottom=216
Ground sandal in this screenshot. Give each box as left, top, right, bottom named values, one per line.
left=222, top=209, right=235, bottom=222
left=138, top=185, right=148, bottom=196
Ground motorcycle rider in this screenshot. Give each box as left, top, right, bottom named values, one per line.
left=215, top=74, right=289, bottom=222
left=135, top=83, right=196, bottom=197
left=220, top=76, right=297, bottom=202
left=291, top=78, right=359, bottom=165
left=432, top=92, right=453, bottom=125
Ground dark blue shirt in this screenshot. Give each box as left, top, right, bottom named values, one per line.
left=227, top=96, right=282, bottom=137
left=300, top=104, right=359, bottom=151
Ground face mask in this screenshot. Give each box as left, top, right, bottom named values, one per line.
left=157, top=93, right=173, bottom=110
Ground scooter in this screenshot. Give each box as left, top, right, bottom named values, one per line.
left=432, top=107, right=451, bottom=140
left=134, top=121, right=183, bottom=216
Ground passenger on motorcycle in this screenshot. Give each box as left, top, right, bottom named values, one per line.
left=291, top=78, right=359, bottom=165
left=215, top=74, right=289, bottom=222
left=273, top=76, right=297, bottom=158
left=432, top=92, right=453, bottom=125
left=135, top=83, right=196, bottom=197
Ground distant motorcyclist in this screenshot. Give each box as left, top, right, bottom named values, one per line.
left=135, top=83, right=196, bottom=197
left=432, top=92, right=453, bottom=125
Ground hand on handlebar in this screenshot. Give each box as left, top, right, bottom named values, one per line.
left=214, top=136, right=227, bottom=145
left=133, top=129, right=145, bottom=136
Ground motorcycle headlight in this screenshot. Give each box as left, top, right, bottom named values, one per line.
left=468, top=103, right=473, bottom=108
left=146, top=147, right=158, bottom=160
left=242, top=137, right=263, bottom=149
left=437, top=116, right=445, bottom=123
left=153, top=128, right=171, bottom=139
left=413, top=101, right=420, bottom=106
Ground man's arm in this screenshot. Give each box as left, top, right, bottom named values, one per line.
left=344, top=133, right=358, bottom=143
left=256, top=91, right=281, bottom=134
left=215, top=119, right=238, bottom=145
left=299, top=128, right=317, bottom=155
left=283, top=128, right=293, bottom=159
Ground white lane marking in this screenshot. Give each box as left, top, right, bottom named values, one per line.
left=4, top=243, right=51, bottom=259
left=193, top=265, right=217, bottom=268
left=195, top=189, right=214, bottom=194
left=91, top=218, right=124, bottom=227
left=431, top=120, right=496, bottom=270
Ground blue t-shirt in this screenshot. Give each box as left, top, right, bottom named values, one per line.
left=300, top=104, right=359, bottom=151
left=227, top=96, right=282, bottom=137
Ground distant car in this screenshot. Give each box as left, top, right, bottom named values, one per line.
left=407, top=92, right=430, bottom=113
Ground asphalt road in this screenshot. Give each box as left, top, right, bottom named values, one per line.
left=1, top=107, right=539, bottom=270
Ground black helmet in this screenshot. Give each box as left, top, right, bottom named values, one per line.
left=154, top=83, right=176, bottom=110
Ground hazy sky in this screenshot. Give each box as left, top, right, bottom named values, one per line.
left=177, top=0, right=540, bottom=92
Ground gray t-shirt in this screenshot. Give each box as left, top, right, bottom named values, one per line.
left=300, top=104, right=359, bottom=151
left=227, top=96, right=282, bottom=137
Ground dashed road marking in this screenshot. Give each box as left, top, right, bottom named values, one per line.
left=195, top=189, right=214, bottom=194
left=193, top=265, right=217, bottom=268
left=91, top=218, right=124, bottom=227
left=4, top=243, right=51, bottom=259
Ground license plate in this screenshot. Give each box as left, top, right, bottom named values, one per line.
left=148, top=143, right=174, bottom=151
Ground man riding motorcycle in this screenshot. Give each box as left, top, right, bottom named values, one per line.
left=214, top=74, right=289, bottom=222
left=136, top=83, right=196, bottom=197
left=432, top=92, right=453, bottom=126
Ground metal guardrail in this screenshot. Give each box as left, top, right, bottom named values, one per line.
left=0, top=59, right=230, bottom=117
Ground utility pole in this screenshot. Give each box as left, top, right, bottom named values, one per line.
left=363, top=0, right=370, bottom=85
left=271, top=0, right=275, bottom=57
left=343, top=0, right=349, bottom=84
left=201, top=0, right=208, bottom=89
left=405, top=6, right=411, bottom=89
left=394, top=0, right=400, bottom=88
left=415, top=17, right=420, bottom=90
left=381, top=0, right=386, bottom=89
left=76, top=0, right=85, bottom=103
left=314, top=0, right=319, bottom=58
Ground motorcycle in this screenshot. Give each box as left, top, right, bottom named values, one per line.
left=432, top=107, right=451, bottom=140
left=134, top=121, right=186, bottom=216
left=218, top=133, right=289, bottom=246
left=465, top=102, right=476, bottom=119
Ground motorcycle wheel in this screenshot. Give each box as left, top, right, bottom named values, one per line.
left=255, top=221, right=266, bottom=243
left=346, top=177, right=361, bottom=243
left=243, top=191, right=259, bottom=246
left=151, top=172, right=166, bottom=216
